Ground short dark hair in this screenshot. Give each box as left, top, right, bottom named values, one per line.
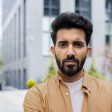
left=51, top=12, right=93, bottom=45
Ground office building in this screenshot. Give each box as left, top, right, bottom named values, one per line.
left=2, top=0, right=112, bottom=88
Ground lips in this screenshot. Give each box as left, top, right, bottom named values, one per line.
left=64, top=61, right=76, bottom=65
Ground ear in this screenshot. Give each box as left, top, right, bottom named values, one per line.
left=87, top=47, right=92, bottom=57
left=50, top=46, right=55, bottom=56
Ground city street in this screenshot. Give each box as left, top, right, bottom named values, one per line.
left=0, top=89, right=27, bottom=112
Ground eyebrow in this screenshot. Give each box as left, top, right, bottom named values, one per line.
left=57, top=40, right=85, bottom=44
left=73, top=40, right=85, bottom=43
left=57, top=40, right=68, bottom=44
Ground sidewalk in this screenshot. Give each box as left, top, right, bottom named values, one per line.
left=0, top=87, right=27, bottom=112
left=2, top=85, right=18, bottom=91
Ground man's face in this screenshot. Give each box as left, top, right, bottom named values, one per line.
left=51, top=28, right=88, bottom=77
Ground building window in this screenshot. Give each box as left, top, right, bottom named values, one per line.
left=105, top=20, right=112, bottom=37
left=43, top=0, right=59, bottom=55
left=14, top=14, right=17, bottom=60
left=23, top=0, right=26, bottom=57
left=14, top=70, right=16, bottom=87
left=18, top=70, right=21, bottom=88
left=18, top=7, right=21, bottom=59
left=42, top=17, right=54, bottom=56
left=44, top=0, right=60, bottom=16
left=23, top=69, right=27, bottom=88
left=75, top=0, right=91, bottom=19
left=75, top=0, right=92, bottom=46
left=106, top=0, right=112, bottom=13
left=105, top=35, right=110, bottom=46
left=42, top=32, right=51, bottom=55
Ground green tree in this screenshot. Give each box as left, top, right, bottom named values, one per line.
left=88, top=59, right=106, bottom=80
left=0, top=58, right=3, bottom=71
left=0, top=47, right=4, bottom=71
left=43, top=57, right=56, bottom=82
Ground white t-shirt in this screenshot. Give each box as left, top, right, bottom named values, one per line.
left=65, top=78, right=83, bottom=112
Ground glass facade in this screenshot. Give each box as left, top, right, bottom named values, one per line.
left=105, top=0, right=112, bottom=47
left=23, top=0, right=26, bottom=57
left=75, top=0, right=91, bottom=19
left=18, top=7, right=21, bottom=59
left=3, top=0, right=17, bottom=23
left=75, top=0, right=92, bottom=46
left=44, top=0, right=60, bottom=16
left=2, top=0, right=27, bottom=89
left=106, top=0, right=112, bottom=13
left=105, top=35, right=110, bottom=46
left=43, top=0, right=60, bottom=56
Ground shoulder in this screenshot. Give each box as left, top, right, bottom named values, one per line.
left=24, top=82, right=47, bottom=101
left=25, top=75, right=57, bottom=98
left=88, top=74, right=112, bottom=93
left=90, top=74, right=112, bottom=87
left=23, top=81, right=50, bottom=111
left=23, top=84, right=46, bottom=111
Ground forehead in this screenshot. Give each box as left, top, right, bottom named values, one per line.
left=56, top=28, right=86, bottom=42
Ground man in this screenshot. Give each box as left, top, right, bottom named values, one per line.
left=24, top=12, right=112, bottom=112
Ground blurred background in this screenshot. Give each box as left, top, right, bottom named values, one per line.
left=0, top=0, right=112, bottom=111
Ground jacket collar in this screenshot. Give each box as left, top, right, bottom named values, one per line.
left=55, top=70, right=91, bottom=94
left=82, top=71, right=91, bottom=94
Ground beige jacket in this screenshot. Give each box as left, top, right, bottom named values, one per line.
left=23, top=72, right=112, bottom=112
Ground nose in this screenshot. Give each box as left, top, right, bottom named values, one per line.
left=66, top=45, right=75, bottom=57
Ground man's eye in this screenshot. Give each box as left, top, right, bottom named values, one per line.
left=59, top=43, right=67, bottom=48
left=75, top=43, right=84, bottom=48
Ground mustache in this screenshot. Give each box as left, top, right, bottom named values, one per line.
left=63, top=56, right=79, bottom=63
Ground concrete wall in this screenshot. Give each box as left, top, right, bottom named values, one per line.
left=92, top=0, right=106, bottom=73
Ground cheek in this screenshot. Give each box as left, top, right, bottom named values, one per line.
left=77, top=50, right=87, bottom=60
left=55, top=49, right=66, bottom=63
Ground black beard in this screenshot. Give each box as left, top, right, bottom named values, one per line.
left=55, top=55, right=86, bottom=77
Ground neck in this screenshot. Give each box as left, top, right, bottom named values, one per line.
left=58, top=69, right=84, bottom=83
